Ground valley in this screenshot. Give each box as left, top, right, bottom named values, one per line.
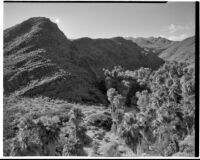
left=3, top=17, right=196, bottom=157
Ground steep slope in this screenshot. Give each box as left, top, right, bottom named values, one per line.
left=159, top=36, right=195, bottom=64
left=73, top=37, right=164, bottom=78
left=4, top=17, right=164, bottom=104
left=126, top=36, right=176, bottom=55
left=4, top=17, right=105, bottom=104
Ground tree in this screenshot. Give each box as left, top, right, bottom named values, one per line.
left=107, top=92, right=125, bottom=133
left=136, top=90, right=150, bottom=112
left=103, top=61, right=195, bottom=156
left=118, top=113, right=143, bottom=154
left=36, top=116, right=60, bottom=156
left=10, top=118, right=42, bottom=156
left=11, top=116, right=61, bottom=156
left=107, top=88, right=118, bottom=105
left=68, top=106, right=84, bottom=140
left=62, top=136, right=83, bottom=156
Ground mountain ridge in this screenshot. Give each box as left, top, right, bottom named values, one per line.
left=126, top=35, right=195, bottom=67
left=4, top=17, right=164, bottom=104
left=125, top=36, right=178, bottom=55
left=159, top=36, right=195, bottom=64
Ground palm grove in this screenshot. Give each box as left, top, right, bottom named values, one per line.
left=4, top=60, right=195, bottom=156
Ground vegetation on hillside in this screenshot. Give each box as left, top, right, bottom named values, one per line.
left=4, top=61, right=195, bottom=157
left=103, top=61, right=195, bottom=156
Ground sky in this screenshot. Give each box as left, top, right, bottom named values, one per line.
left=4, top=2, right=195, bottom=41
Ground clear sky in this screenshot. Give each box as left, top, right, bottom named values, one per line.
left=4, top=2, right=195, bottom=41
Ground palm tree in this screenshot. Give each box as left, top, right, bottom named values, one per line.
left=111, top=94, right=125, bottom=133
left=10, top=117, right=43, bottom=156
left=11, top=116, right=61, bottom=156
left=68, top=106, right=84, bottom=139
left=36, top=116, right=61, bottom=156
left=118, top=113, right=143, bottom=154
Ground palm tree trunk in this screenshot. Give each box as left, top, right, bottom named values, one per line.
left=75, top=126, right=77, bottom=139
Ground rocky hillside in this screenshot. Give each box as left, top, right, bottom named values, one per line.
left=4, top=17, right=164, bottom=104
left=126, top=36, right=176, bottom=55
left=127, top=36, right=196, bottom=65
left=159, top=36, right=195, bottom=64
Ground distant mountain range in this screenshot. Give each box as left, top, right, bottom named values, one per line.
left=4, top=17, right=164, bottom=104
left=126, top=36, right=176, bottom=55
left=126, top=36, right=195, bottom=65
left=159, top=36, right=195, bottom=65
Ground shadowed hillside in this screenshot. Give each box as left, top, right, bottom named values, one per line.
left=4, top=17, right=164, bottom=104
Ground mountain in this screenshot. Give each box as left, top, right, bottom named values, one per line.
left=4, top=17, right=164, bottom=104
left=126, top=36, right=176, bottom=55
left=159, top=36, right=195, bottom=65
left=126, top=36, right=196, bottom=66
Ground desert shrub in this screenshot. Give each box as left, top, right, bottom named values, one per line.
left=103, top=142, right=121, bottom=157
left=10, top=115, right=61, bottom=156
left=3, top=139, right=13, bottom=156
left=57, top=124, right=87, bottom=156
left=77, top=124, right=91, bottom=145
left=62, top=122, right=88, bottom=144
left=10, top=118, right=42, bottom=156
left=3, top=106, right=27, bottom=140
left=55, top=140, right=64, bottom=156
left=136, top=138, right=151, bottom=155
left=61, top=125, right=88, bottom=156
left=58, top=113, right=70, bottom=124
left=172, top=134, right=195, bottom=157
left=62, top=137, right=83, bottom=156
left=163, top=138, right=179, bottom=156
left=36, top=116, right=61, bottom=156
left=87, top=113, right=113, bottom=131
left=92, top=141, right=99, bottom=156
left=178, top=134, right=195, bottom=156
